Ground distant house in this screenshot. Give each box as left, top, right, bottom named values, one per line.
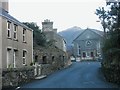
left=42, top=19, right=66, bottom=52
left=73, top=28, right=104, bottom=60
left=0, top=1, right=33, bottom=69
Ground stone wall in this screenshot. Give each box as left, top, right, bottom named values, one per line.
left=2, top=67, right=35, bottom=88
left=33, top=45, right=69, bottom=65
left=41, top=64, right=52, bottom=75
left=2, top=45, right=71, bottom=89
left=33, top=45, right=71, bottom=76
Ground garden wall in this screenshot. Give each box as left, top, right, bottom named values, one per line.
left=2, top=67, right=35, bottom=88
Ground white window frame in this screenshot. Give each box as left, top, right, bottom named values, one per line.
left=77, top=44, right=81, bottom=56
left=23, top=28, right=26, bottom=42
left=82, top=51, right=86, bottom=58
left=7, top=21, right=11, bottom=38
left=13, top=50, right=16, bottom=68
left=7, top=47, right=12, bottom=68
left=13, top=49, right=18, bottom=68
left=78, top=46, right=81, bottom=55
left=13, top=24, right=18, bottom=40
left=22, top=50, right=27, bottom=65
left=77, top=44, right=79, bottom=56
left=85, top=40, right=92, bottom=47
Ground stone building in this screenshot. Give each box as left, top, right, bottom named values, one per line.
left=0, top=0, right=33, bottom=69
left=0, top=1, right=34, bottom=88
left=42, top=19, right=66, bottom=52
left=33, top=45, right=69, bottom=76
left=32, top=20, right=70, bottom=76
left=73, top=28, right=104, bottom=60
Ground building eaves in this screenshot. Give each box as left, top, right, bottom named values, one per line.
left=0, top=8, right=33, bottom=31
left=72, top=30, right=85, bottom=42
left=54, top=32, right=67, bottom=43
left=89, top=29, right=104, bottom=37
left=72, top=28, right=104, bottom=43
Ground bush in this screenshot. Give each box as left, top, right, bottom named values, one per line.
left=102, top=64, right=120, bottom=84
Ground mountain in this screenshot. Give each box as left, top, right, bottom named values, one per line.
left=58, top=26, right=84, bottom=50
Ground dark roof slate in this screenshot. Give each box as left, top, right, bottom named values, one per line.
left=0, top=8, right=33, bottom=31
left=73, top=28, right=104, bottom=42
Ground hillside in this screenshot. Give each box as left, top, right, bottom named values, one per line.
left=58, top=26, right=84, bottom=50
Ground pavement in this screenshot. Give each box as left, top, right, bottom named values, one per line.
left=35, top=75, right=47, bottom=80
left=20, top=61, right=119, bottom=88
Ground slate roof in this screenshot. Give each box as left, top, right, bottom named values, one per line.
left=59, top=27, right=84, bottom=45
left=90, top=29, right=104, bottom=37
left=73, top=28, right=104, bottom=42
left=0, top=8, right=33, bottom=31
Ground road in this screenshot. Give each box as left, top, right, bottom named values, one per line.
left=20, top=61, right=118, bottom=88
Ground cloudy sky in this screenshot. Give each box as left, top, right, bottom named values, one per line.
left=9, top=0, right=106, bottom=32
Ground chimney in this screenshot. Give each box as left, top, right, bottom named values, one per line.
left=42, top=19, right=53, bottom=32
left=53, top=28, right=57, bottom=33
left=0, top=0, right=8, bottom=13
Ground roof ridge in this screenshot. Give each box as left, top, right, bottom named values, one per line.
left=73, top=28, right=104, bottom=43
left=0, top=8, right=33, bottom=31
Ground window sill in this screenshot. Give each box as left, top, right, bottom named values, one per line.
left=7, top=37, right=12, bottom=40
left=23, top=64, right=27, bottom=66
left=13, top=39, right=18, bottom=41
left=23, top=41, right=27, bottom=44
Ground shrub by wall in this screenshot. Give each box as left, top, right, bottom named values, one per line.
left=102, top=64, right=120, bottom=85
left=2, top=67, right=35, bottom=88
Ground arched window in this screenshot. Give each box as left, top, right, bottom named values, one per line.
left=86, top=40, right=92, bottom=47
left=78, top=46, right=81, bottom=55
left=91, top=52, right=94, bottom=57
left=83, top=52, right=86, bottom=58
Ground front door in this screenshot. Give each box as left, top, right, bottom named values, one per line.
left=83, top=52, right=86, bottom=58
left=91, top=52, right=94, bottom=57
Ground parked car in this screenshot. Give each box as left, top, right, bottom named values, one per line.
left=70, top=56, right=76, bottom=62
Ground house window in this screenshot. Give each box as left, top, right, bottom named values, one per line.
left=86, top=40, right=92, bottom=47
left=13, top=49, right=18, bottom=68
left=77, top=44, right=81, bottom=56
left=91, top=52, right=94, bottom=57
left=63, top=56, right=65, bottom=61
left=7, top=48, right=11, bottom=68
left=83, top=52, right=86, bottom=58
left=42, top=56, right=47, bottom=64
left=35, top=55, right=38, bottom=62
left=7, top=21, right=11, bottom=38
left=78, top=46, right=81, bottom=55
left=86, top=52, right=89, bottom=57
left=13, top=24, right=18, bottom=40
left=52, top=56, right=55, bottom=62
left=23, top=28, right=26, bottom=42
left=23, top=50, right=27, bottom=65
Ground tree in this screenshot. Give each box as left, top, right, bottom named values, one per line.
left=96, top=1, right=120, bottom=84
left=23, top=22, right=47, bottom=46
left=95, top=7, right=108, bottom=37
